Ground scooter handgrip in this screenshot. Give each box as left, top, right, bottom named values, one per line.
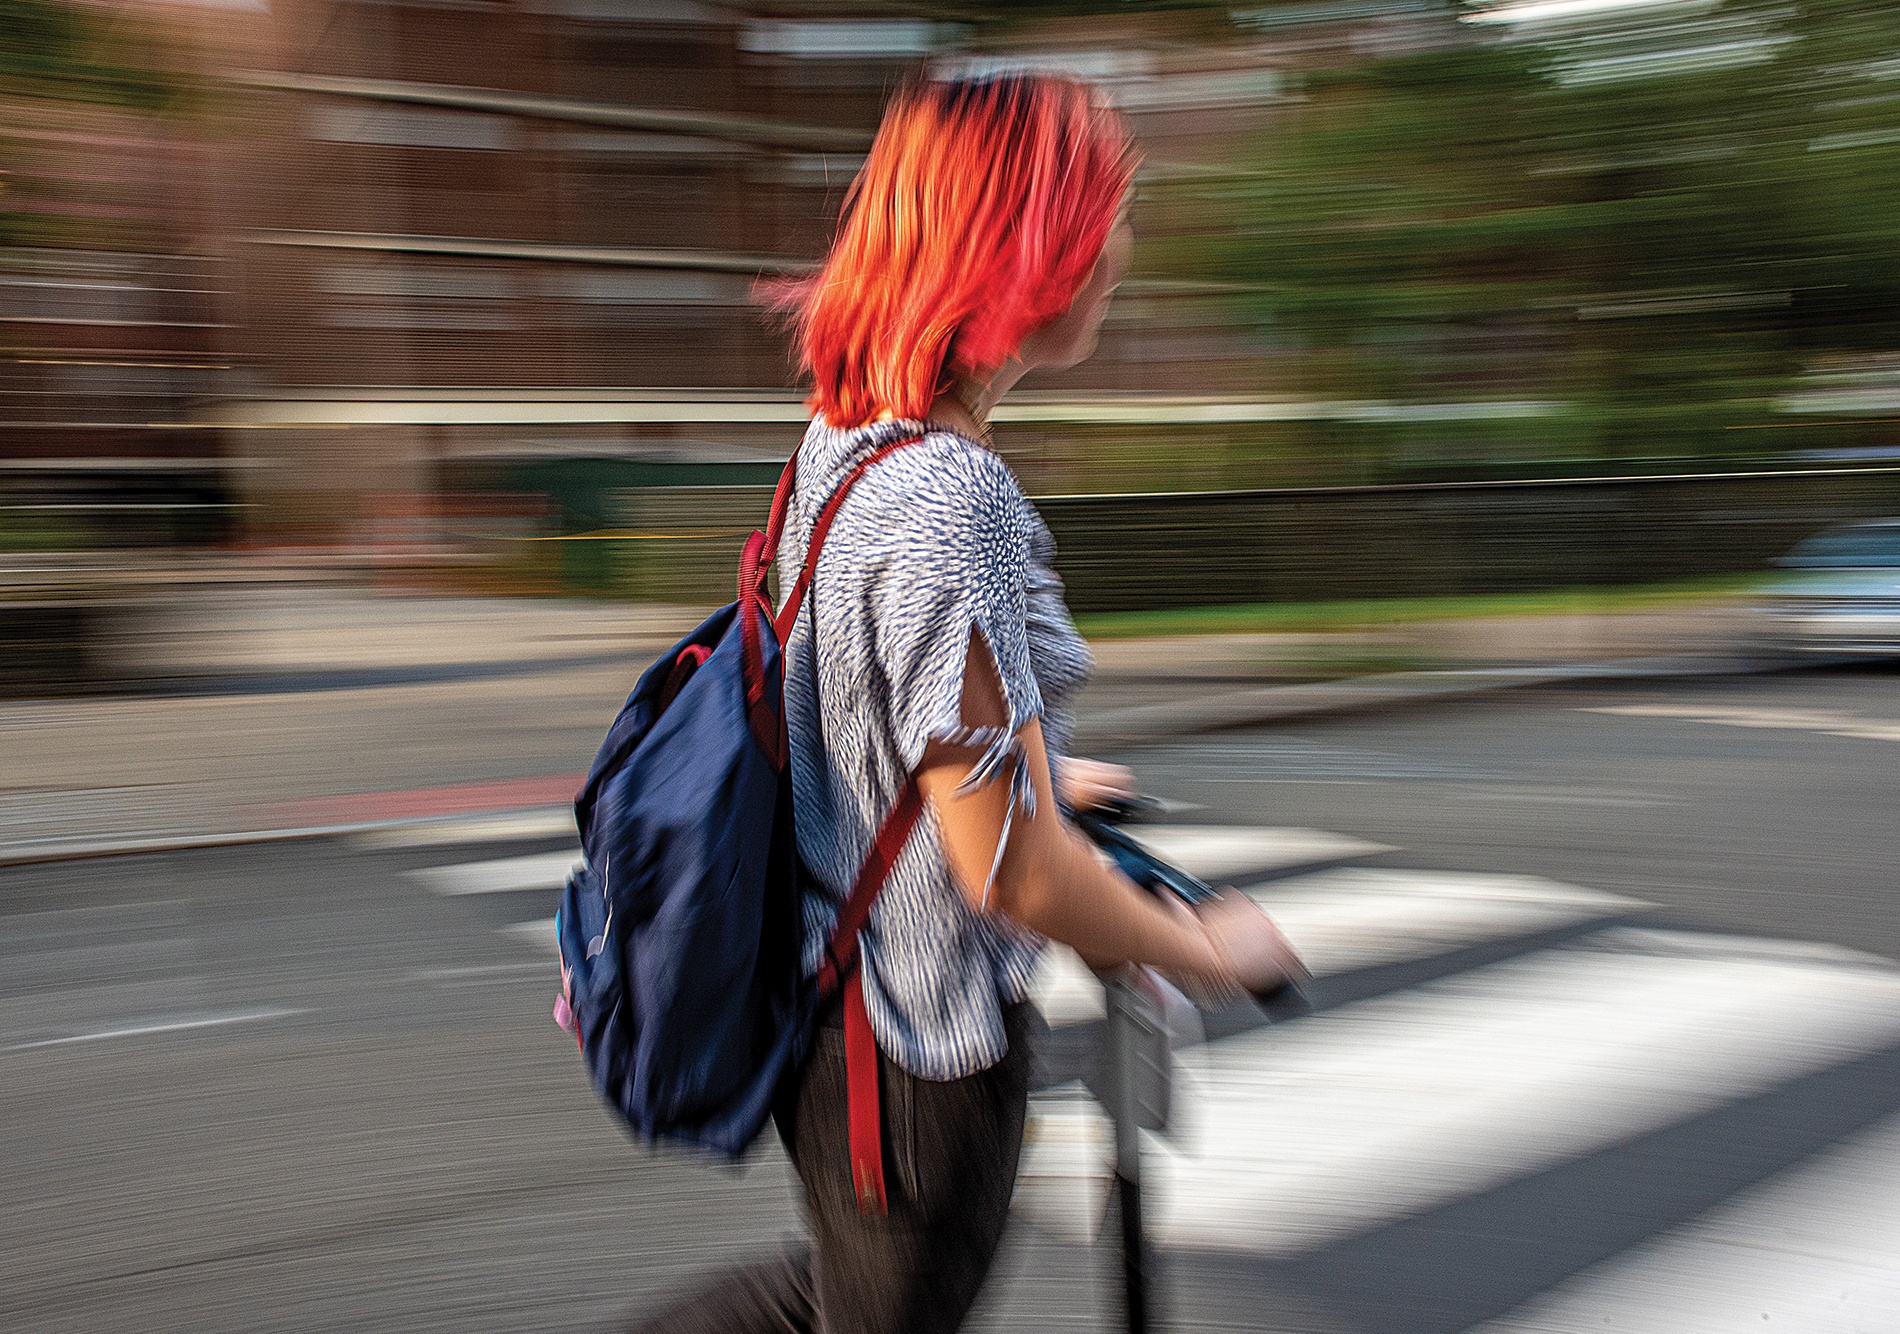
left=1249, top=958, right=1316, bottom=1019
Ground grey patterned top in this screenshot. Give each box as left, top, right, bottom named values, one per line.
left=778, top=415, right=1095, bottom=1080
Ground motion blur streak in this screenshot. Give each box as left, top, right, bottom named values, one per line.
left=5, top=1, right=1900, bottom=1331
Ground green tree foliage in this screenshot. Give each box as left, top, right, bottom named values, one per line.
left=1191, top=0, right=1900, bottom=476
left=1, top=0, right=183, bottom=247
left=0, top=0, right=175, bottom=108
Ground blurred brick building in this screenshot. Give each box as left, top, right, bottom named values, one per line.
left=203, top=1, right=1325, bottom=546
left=0, top=0, right=234, bottom=550
left=13, top=0, right=1428, bottom=564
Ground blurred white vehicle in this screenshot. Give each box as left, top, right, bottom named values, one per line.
left=1755, top=519, right=1900, bottom=656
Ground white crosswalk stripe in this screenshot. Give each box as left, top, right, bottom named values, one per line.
left=499, top=916, right=559, bottom=953
left=1470, top=1110, right=1900, bottom=1333
left=406, top=850, right=581, bottom=897
left=1244, top=867, right=1645, bottom=976
left=390, top=817, right=583, bottom=952
left=1150, top=928, right=1900, bottom=1256
left=400, top=839, right=578, bottom=955
left=355, top=808, right=575, bottom=850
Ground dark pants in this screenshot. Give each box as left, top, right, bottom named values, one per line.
left=631, top=1000, right=1036, bottom=1334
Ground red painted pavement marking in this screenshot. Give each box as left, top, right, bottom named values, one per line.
left=255, top=773, right=585, bottom=829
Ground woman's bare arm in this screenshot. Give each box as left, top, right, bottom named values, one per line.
left=916, top=632, right=1290, bottom=989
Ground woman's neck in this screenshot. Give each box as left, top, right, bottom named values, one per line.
left=929, top=362, right=1026, bottom=445
left=929, top=385, right=990, bottom=444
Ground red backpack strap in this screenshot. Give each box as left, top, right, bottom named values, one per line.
left=771, top=434, right=922, bottom=643
left=841, top=973, right=884, bottom=1211
left=735, top=452, right=805, bottom=768
left=816, top=775, right=925, bottom=1214
left=737, top=433, right=924, bottom=769
left=761, top=446, right=801, bottom=561
left=814, top=777, right=924, bottom=996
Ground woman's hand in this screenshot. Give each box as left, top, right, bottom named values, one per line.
left=1197, top=891, right=1305, bottom=998
left=1056, top=757, right=1137, bottom=813
left=1155, top=890, right=1306, bottom=1005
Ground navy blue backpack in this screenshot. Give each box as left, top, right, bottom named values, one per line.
left=555, top=434, right=922, bottom=1212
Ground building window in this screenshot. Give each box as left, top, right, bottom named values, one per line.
left=304, top=102, right=520, bottom=152
left=523, top=0, right=728, bottom=21
left=550, top=268, right=747, bottom=327
left=317, top=262, right=519, bottom=329
left=740, top=19, right=958, bottom=58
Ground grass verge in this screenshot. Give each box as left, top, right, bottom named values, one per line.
left=1073, top=574, right=1764, bottom=640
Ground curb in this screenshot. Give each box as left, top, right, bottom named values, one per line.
left=5, top=651, right=1796, bottom=869
left=0, top=811, right=575, bottom=870
left=1072, top=651, right=1786, bottom=752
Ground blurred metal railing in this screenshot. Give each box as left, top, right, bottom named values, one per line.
left=1038, top=465, right=1900, bottom=611
left=581, top=466, right=1900, bottom=610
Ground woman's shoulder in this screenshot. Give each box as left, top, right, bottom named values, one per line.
left=872, top=425, right=1026, bottom=517
left=880, top=423, right=1014, bottom=480
left=801, top=417, right=1030, bottom=552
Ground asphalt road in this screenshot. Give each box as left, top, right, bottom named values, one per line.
left=5, top=663, right=1899, bottom=1333
left=1108, top=663, right=1900, bottom=961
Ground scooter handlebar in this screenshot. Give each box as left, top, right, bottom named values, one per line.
left=1071, top=801, right=1313, bottom=1018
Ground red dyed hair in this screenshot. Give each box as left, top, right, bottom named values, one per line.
left=770, top=75, right=1136, bottom=429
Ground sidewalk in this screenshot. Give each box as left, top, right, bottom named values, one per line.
left=0, top=589, right=1770, bottom=865
left=104, top=585, right=700, bottom=681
